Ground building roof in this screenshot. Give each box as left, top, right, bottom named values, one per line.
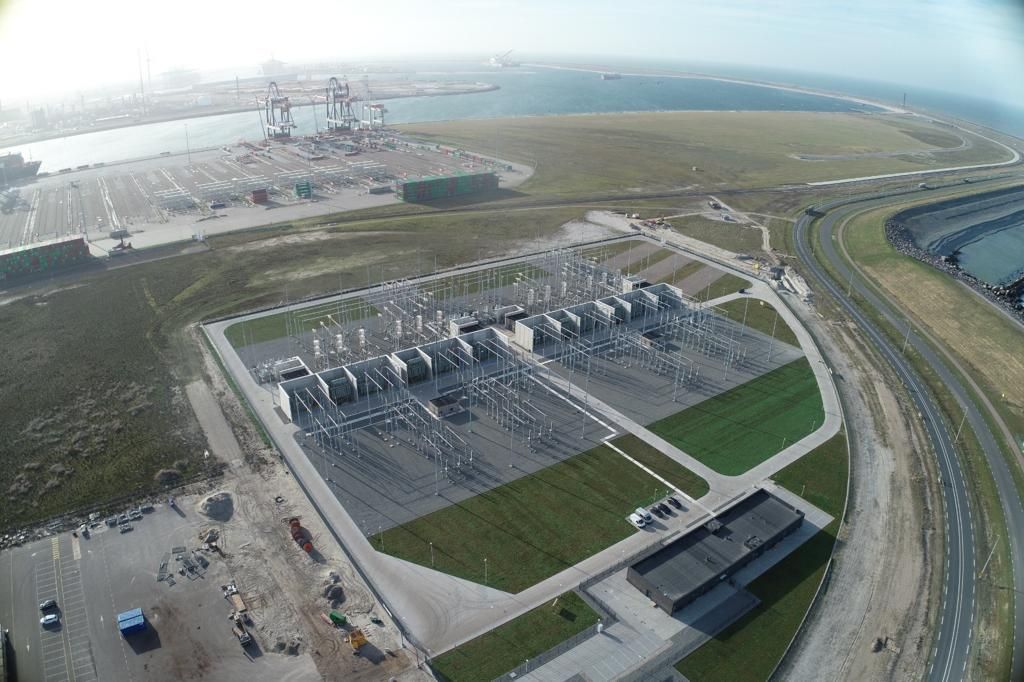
left=0, top=235, right=87, bottom=259
left=398, top=170, right=496, bottom=185
left=630, top=490, right=803, bottom=602
left=429, top=393, right=461, bottom=408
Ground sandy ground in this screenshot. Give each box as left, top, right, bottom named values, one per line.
left=186, top=327, right=430, bottom=682
left=779, top=298, right=940, bottom=680
left=505, top=213, right=621, bottom=257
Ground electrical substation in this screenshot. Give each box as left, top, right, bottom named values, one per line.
left=228, top=240, right=804, bottom=534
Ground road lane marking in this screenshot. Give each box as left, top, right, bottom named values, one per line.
left=52, top=538, right=75, bottom=682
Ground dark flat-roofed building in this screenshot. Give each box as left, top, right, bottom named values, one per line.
left=427, top=392, right=464, bottom=419
left=627, top=489, right=804, bottom=613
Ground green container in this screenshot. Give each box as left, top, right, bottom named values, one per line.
left=329, top=611, right=347, bottom=626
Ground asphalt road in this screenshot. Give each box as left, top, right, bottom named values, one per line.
left=795, top=179, right=1024, bottom=681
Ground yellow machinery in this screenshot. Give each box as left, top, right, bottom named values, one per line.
left=346, top=628, right=368, bottom=652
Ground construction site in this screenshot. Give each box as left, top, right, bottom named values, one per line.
left=0, top=77, right=527, bottom=256
left=205, top=232, right=841, bottom=677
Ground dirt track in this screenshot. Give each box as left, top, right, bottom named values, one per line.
left=779, top=300, right=941, bottom=680
left=187, top=327, right=429, bottom=681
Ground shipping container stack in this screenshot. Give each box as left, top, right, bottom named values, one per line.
left=0, top=237, right=92, bottom=282
left=397, top=171, right=498, bottom=202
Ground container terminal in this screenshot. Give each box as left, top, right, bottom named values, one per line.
left=0, top=78, right=529, bottom=264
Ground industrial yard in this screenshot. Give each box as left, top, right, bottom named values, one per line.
left=0, top=128, right=528, bottom=255
left=204, top=230, right=842, bottom=676
left=2, top=97, right=999, bottom=682
left=0, top=438, right=423, bottom=682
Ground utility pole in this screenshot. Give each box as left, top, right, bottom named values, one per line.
left=954, top=411, right=968, bottom=443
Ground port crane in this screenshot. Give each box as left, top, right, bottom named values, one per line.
left=259, top=82, right=296, bottom=139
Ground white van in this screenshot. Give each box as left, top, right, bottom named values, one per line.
left=635, top=507, right=653, bottom=524
left=629, top=513, right=647, bottom=529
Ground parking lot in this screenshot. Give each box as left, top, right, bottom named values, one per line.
left=33, top=536, right=96, bottom=682
left=0, top=502, right=318, bottom=682
left=0, top=133, right=525, bottom=253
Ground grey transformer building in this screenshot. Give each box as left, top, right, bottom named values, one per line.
left=627, top=489, right=804, bottom=614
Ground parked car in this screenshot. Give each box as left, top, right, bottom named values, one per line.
left=128, top=510, right=142, bottom=521
left=657, top=503, right=672, bottom=515
left=40, top=614, right=60, bottom=627
left=119, top=524, right=134, bottom=534
left=628, top=513, right=647, bottom=529
left=635, top=507, right=653, bottom=524
left=117, top=514, right=129, bottom=525
left=105, top=517, right=118, bottom=527
left=667, top=497, right=682, bottom=509
left=140, top=504, right=154, bottom=513
left=650, top=506, right=664, bottom=518
left=39, top=599, right=57, bottom=611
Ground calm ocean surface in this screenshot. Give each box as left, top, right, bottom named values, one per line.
left=4, top=64, right=876, bottom=172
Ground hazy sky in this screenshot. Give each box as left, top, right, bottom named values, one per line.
left=2, top=0, right=1023, bottom=107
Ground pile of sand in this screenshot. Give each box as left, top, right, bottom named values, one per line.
left=199, top=491, right=234, bottom=521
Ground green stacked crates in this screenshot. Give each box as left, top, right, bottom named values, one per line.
left=295, top=181, right=312, bottom=199
left=397, top=171, right=498, bottom=202
left=0, top=237, right=92, bottom=282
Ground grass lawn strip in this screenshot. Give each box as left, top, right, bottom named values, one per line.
left=648, top=358, right=824, bottom=476
left=654, top=259, right=705, bottom=284
left=612, top=434, right=710, bottom=499
left=431, top=591, right=599, bottom=682
left=698, top=273, right=751, bottom=301
left=379, top=440, right=707, bottom=593
left=714, top=298, right=800, bottom=348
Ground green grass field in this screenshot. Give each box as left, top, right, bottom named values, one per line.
left=402, top=112, right=1011, bottom=196
left=648, top=358, right=824, bottom=475
left=676, top=433, right=847, bottom=682
left=224, top=298, right=379, bottom=349
left=431, top=591, right=599, bottom=681
left=714, top=298, right=800, bottom=348
left=669, top=215, right=764, bottom=254
left=611, top=433, right=710, bottom=499
left=652, top=259, right=706, bottom=284
left=696, top=273, right=752, bottom=302
left=379, top=438, right=706, bottom=593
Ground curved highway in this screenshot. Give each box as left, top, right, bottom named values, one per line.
left=795, top=180, right=1024, bottom=681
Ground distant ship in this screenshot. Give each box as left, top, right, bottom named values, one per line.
left=601, top=73, right=622, bottom=80
left=1, top=153, right=42, bottom=185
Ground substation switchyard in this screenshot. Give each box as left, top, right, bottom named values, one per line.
left=228, top=242, right=804, bottom=534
